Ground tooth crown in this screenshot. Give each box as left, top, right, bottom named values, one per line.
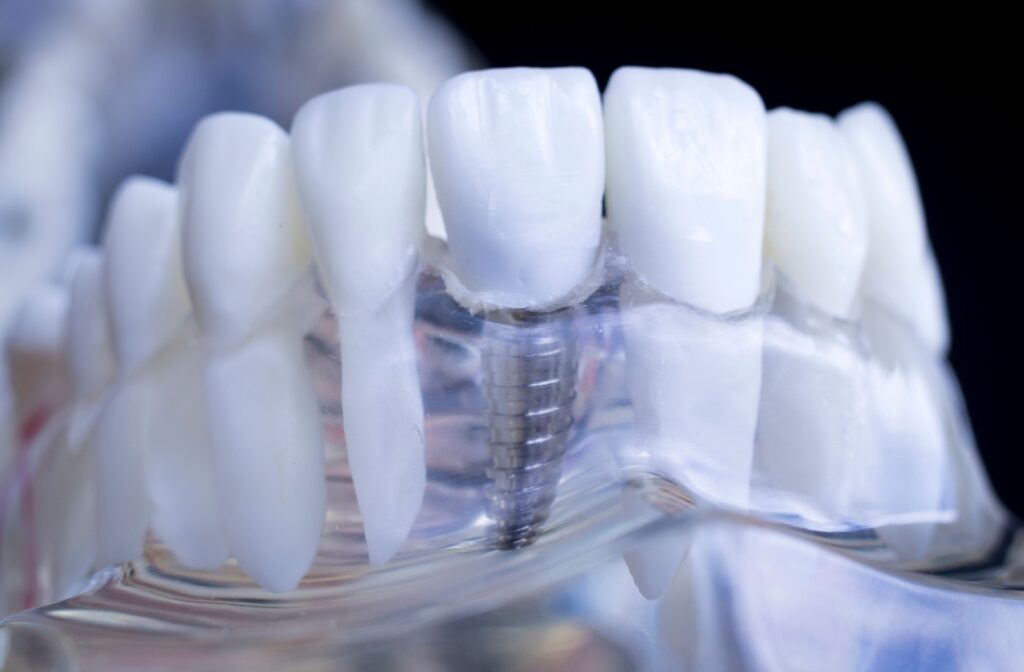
left=103, top=177, right=191, bottom=376
left=604, top=66, right=767, bottom=314
left=65, top=249, right=115, bottom=399
left=427, top=67, right=605, bottom=309
left=179, top=113, right=312, bottom=346
left=765, top=108, right=868, bottom=319
left=291, top=83, right=426, bottom=315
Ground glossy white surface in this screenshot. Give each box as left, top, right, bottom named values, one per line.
left=427, top=67, right=604, bottom=309
left=765, top=108, right=868, bottom=319
left=604, top=66, right=767, bottom=314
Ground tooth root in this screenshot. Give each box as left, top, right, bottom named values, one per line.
left=181, top=113, right=325, bottom=593
left=837, top=102, right=949, bottom=353
left=605, top=67, right=765, bottom=512
left=427, top=67, right=605, bottom=310
left=765, top=108, right=869, bottom=319
left=102, top=176, right=227, bottom=571
left=291, top=84, right=427, bottom=564
left=604, top=66, right=767, bottom=314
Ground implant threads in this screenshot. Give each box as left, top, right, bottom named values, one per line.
left=482, top=307, right=578, bottom=549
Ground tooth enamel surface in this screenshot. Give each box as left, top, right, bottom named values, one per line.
left=604, top=66, right=767, bottom=314
left=427, top=67, right=604, bottom=309
left=838, top=102, right=949, bottom=352
left=181, top=113, right=325, bottom=592
left=292, top=84, right=426, bottom=564
left=102, top=176, right=227, bottom=570
left=66, top=250, right=115, bottom=404
left=765, top=108, right=868, bottom=319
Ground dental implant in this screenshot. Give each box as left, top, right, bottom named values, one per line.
left=482, top=307, right=579, bottom=548
left=427, top=66, right=605, bottom=548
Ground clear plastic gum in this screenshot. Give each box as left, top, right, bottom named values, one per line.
left=0, top=246, right=1019, bottom=671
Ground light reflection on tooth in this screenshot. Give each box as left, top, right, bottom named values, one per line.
left=181, top=113, right=325, bottom=593
left=291, top=84, right=426, bottom=564
left=102, top=176, right=227, bottom=570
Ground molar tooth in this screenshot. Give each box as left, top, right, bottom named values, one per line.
left=765, top=108, right=868, bottom=319
left=291, top=84, right=426, bottom=564
left=180, top=113, right=325, bottom=593
left=604, top=67, right=766, bottom=597
left=605, top=66, right=767, bottom=314
left=102, top=176, right=227, bottom=570
left=427, top=67, right=604, bottom=310
left=838, top=102, right=949, bottom=353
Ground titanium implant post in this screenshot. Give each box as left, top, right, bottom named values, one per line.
left=482, top=307, right=578, bottom=549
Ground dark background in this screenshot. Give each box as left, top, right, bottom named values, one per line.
left=426, top=5, right=1023, bottom=516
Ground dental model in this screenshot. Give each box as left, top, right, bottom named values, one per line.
left=753, top=108, right=870, bottom=519
left=291, top=84, right=427, bottom=564
left=838, top=103, right=948, bottom=354
left=428, top=67, right=605, bottom=547
left=180, top=113, right=325, bottom=593
left=101, top=176, right=227, bottom=570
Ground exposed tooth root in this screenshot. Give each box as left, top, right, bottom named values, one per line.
left=291, top=84, right=427, bottom=565
left=481, top=308, right=578, bottom=549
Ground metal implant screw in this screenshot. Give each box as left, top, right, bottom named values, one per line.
left=481, top=307, right=579, bottom=549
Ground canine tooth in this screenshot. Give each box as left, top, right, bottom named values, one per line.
left=838, top=102, right=949, bottom=352
left=605, top=66, right=767, bottom=314
left=180, top=113, right=325, bottom=592
left=102, top=176, right=227, bottom=570
left=291, top=84, right=426, bottom=564
left=765, top=108, right=868, bottom=319
left=427, top=67, right=604, bottom=309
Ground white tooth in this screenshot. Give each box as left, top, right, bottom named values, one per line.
left=765, top=108, right=868, bottom=319
left=102, top=176, right=227, bottom=570
left=6, top=284, right=69, bottom=356
left=605, top=68, right=765, bottom=591
left=838, top=102, right=949, bottom=353
left=427, top=67, right=604, bottom=309
left=291, top=84, right=426, bottom=564
left=604, top=66, right=767, bottom=314
left=66, top=250, right=115, bottom=408
left=180, top=113, right=325, bottom=593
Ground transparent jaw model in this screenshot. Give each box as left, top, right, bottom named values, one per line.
left=1, top=7, right=1022, bottom=670
left=0, top=242, right=1018, bottom=670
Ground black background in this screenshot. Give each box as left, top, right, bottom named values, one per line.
left=426, top=5, right=1022, bottom=516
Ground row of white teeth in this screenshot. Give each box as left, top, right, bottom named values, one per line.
left=37, top=66, right=945, bottom=594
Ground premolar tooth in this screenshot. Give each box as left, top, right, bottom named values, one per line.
left=427, top=67, right=604, bottom=309
left=102, top=176, right=227, bottom=570
left=604, top=66, right=767, bottom=314
left=765, top=108, right=868, bottom=319
left=180, top=113, right=325, bottom=593
left=837, top=102, right=948, bottom=353
left=291, top=84, right=426, bottom=564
